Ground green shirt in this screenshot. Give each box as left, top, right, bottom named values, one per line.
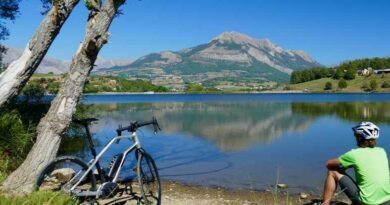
left=339, top=147, right=390, bottom=205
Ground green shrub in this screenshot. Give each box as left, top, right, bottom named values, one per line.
left=324, top=82, right=332, bottom=90
left=338, top=79, right=347, bottom=89
left=0, top=111, right=34, bottom=176
left=362, top=82, right=369, bottom=91
left=344, top=69, right=356, bottom=80
left=283, top=85, right=293, bottom=91
left=46, top=81, right=60, bottom=94
left=185, top=83, right=205, bottom=92
left=381, top=81, right=390, bottom=88
left=370, top=79, right=378, bottom=91
left=21, top=82, right=45, bottom=103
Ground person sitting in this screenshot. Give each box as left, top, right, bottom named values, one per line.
left=322, top=122, right=390, bottom=205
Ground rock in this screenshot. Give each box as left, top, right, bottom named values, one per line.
left=300, top=192, right=309, bottom=199
left=39, top=181, right=61, bottom=191
left=51, top=168, right=75, bottom=183
left=45, top=176, right=60, bottom=184
left=277, top=184, right=288, bottom=189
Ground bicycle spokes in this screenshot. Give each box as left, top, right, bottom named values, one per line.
left=138, top=152, right=161, bottom=205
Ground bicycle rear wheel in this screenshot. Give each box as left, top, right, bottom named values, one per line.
left=36, top=156, right=96, bottom=195
left=137, top=150, right=161, bottom=205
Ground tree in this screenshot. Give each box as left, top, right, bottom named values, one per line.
left=338, top=79, right=347, bottom=89
left=0, top=0, right=80, bottom=109
left=333, top=69, right=344, bottom=79
left=344, top=69, right=356, bottom=80
left=2, top=0, right=126, bottom=193
left=370, top=79, right=378, bottom=91
left=324, top=81, right=332, bottom=90
left=0, top=0, right=21, bottom=68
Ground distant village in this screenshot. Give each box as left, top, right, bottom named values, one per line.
left=358, top=67, right=390, bottom=76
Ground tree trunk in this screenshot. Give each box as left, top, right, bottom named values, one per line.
left=0, top=0, right=79, bottom=109
left=1, top=0, right=126, bottom=194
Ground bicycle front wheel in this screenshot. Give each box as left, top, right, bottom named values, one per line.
left=36, top=156, right=96, bottom=195
left=137, top=150, right=161, bottom=205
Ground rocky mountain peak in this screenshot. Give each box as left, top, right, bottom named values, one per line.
left=214, top=31, right=260, bottom=46
left=213, top=31, right=285, bottom=53
left=291, top=50, right=316, bottom=63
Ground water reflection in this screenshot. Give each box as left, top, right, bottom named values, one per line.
left=292, top=102, right=390, bottom=124
left=78, top=102, right=390, bottom=151
left=80, top=102, right=316, bottom=151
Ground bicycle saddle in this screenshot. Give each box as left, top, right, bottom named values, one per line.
left=73, top=118, right=99, bottom=125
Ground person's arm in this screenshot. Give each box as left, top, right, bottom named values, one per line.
left=326, top=158, right=342, bottom=170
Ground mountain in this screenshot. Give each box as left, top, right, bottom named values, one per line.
left=95, top=31, right=320, bottom=90
left=3, top=47, right=70, bottom=74
left=94, top=57, right=133, bottom=71
left=2, top=47, right=132, bottom=74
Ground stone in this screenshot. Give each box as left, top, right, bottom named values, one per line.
left=39, top=181, right=61, bottom=191
left=51, top=168, right=75, bottom=183
left=276, top=184, right=288, bottom=189
left=300, top=192, right=309, bottom=199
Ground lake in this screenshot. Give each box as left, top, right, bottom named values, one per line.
left=65, top=93, right=390, bottom=194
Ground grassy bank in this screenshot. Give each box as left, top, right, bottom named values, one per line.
left=289, top=75, right=390, bottom=92
left=0, top=191, right=76, bottom=205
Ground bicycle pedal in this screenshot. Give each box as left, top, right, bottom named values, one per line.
left=97, top=182, right=118, bottom=199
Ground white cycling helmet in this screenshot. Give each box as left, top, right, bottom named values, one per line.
left=352, top=122, right=380, bottom=140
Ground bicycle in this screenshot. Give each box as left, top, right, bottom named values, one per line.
left=35, top=117, right=162, bottom=205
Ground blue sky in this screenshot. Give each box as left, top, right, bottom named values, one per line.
left=3, top=0, right=390, bottom=66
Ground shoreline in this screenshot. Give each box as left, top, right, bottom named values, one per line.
left=97, top=180, right=350, bottom=205
left=80, top=91, right=390, bottom=95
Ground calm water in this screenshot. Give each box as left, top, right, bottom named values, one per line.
left=66, top=94, right=390, bottom=193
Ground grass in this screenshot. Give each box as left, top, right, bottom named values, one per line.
left=290, top=74, right=390, bottom=92
left=0, top=191, right=77, bottom=205
left=0, top=110, right=35, bottom=184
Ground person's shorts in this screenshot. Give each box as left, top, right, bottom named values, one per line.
left=339, top=175, right=390, bottom=205
left=339, top=175, right=362, bottom=204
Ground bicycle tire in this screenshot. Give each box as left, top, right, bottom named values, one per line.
left=35, top=156, right=97, bottom=195
left=137, top=149, right=161, bottom=205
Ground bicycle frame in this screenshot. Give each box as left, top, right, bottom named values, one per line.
left=70, top=131, right=141, bottom=192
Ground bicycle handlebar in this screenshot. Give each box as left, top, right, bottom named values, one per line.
left=116, top=117, right=161, bottom=136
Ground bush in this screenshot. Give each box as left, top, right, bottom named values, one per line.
left=21, top=82, right=45, bottom=103
left=381, top=81, right=390, bottom=88
left=338, top=79, right=347, bottom=89
left=362, top=82, right=369, bottom=91
left=0, top=111, right=34, bottom=182
left=370, top=79, right=378, bottom=91
left=186, top=83, right=205, bottom=92
left=283, top=85, right=293, bottom=91
left=324, top=82, right=333, bottom=90
left=46, top=81, right=60, bottom=94
left=344, top=69, right=356, bottom=80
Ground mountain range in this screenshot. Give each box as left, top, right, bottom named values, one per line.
left=4, top=31, right=320, bottom=90
left=94, top=31, right=320, bottom=90
left=2, top=47, right=133, bottom=74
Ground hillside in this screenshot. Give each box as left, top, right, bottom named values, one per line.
left=94, top=31, right=320, bottom=90
left=289, top=75, right=390, bottom=92
left=24, top=75, right=168, bottom=94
